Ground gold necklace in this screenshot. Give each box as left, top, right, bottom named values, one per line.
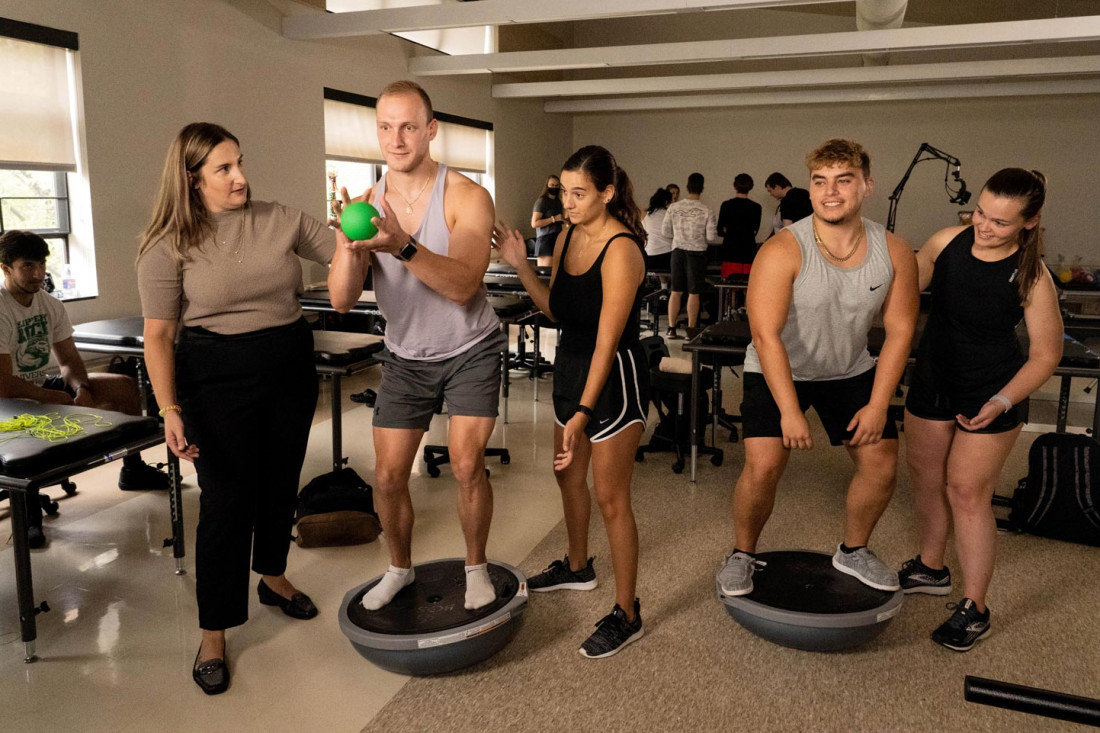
left=812, top=217, right=864, bottom=263
left=216, top=206, right=248, bottom=263
left=388, top=164, right=435, bottom=214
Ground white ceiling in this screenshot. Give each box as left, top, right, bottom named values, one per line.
left=280, top=0, right=1100, bottom=112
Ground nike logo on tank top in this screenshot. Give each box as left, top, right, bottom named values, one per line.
left=372, top=163, right=500, bottom=361
left=744, top=216, right=893, bottom=381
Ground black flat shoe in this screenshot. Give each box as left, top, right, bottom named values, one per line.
left=257, top=579, right=318, bottom=620
left=192, top=646, right=229, bottom=696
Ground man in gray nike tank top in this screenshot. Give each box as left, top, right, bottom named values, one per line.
left=717, top=140, right=919, bottom=597
left=328, top=81, right=503, bottom=612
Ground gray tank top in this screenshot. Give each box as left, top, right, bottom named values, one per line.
left=372, top=163, right=499, bottom=361
left=744, top=216, right=893, bottom=381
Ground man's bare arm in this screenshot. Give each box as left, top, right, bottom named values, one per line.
left=0, top=353, right=74, bottom=404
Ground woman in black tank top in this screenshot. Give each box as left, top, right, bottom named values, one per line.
left=494, top=145, right=650, bottom=658
left=900, top=169, right=1063, bottom=651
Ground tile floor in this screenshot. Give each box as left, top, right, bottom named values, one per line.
left=0, top=327, right=1095, bottom=732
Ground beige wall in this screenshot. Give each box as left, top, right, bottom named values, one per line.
left=0, top=0, right=568, bottom=324
left=571, top=95, right=1100, bottom=261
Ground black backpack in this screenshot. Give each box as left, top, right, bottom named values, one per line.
left=295, top=467, right=381, bottom=547
left=998, top=433, right=1100, bottom=547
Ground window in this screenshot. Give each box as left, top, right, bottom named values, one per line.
left=0, top=169, right=70, bottom=261
left=0, top=17, right=92, bottom=301
left=323, top=87, right=494, bottom=207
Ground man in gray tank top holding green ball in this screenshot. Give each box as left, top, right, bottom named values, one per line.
left=328, top=81, right=504, bottom=613
left=718, top=139, right=919, bottom=597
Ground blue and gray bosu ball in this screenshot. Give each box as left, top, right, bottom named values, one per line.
left=339, top=559, right=528, bottom=675
left=718, top=550, right=904, bottom=652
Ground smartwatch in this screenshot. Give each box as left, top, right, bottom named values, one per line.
left=394, top=238, right=418, bottom=262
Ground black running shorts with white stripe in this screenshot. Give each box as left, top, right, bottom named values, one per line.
left=552, top=344, right=649, bottom=443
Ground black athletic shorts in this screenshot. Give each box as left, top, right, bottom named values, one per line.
left=905, top=372, right=1028, bottom=434
left=534, top=232, right=558, bottom=259
left=553, top=345, right=649, bottom=442
left=741, top=368, right=899, bottom=445
left=670, top=249, right=707, bottom=295
left=41, top=375, right=76, bottom=398
left=645, top=251, right=671, bottom=273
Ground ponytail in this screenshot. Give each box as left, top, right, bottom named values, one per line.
left=561, top=145, right=645, bottom=243
left=983, top=168, right=1047, bottom=303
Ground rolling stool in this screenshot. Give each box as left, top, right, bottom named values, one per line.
left=634, top=336, right=723, bottom=474
left=422, top=394, right=510, bottom=478
left=510, top=316, right=554, bottom=380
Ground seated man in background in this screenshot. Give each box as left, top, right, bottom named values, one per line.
left=0, top=231, right=168, bottom=546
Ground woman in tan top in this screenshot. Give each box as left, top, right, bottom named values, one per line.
left=137, top=123, right=335, bottom=695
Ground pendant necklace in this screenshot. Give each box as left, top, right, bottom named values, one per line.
left=217, top=206, right=248, bottom=263
left=389, top=165, right=435, bottom=214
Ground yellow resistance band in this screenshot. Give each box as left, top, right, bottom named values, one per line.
left=0, top=413, right=113, bottom=443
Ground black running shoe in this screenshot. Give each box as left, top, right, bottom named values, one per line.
left=899, top=555, right=952, bottom=595
left=579, top=598, right=644, bottom=659
left=931, top=598, right=990, bottom=652
left=527, top=555, right=597, bottom=592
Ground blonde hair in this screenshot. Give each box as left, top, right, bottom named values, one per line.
left=378, top=80, right=434, bottom=122
left=138, top=122, right=249, bottom=261
left=805, top=138, right=871, bottom=178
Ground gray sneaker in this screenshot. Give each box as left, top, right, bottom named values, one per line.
left=717, top=551, right=765, bottom=597
left=832, top=545, right=900, bottom=591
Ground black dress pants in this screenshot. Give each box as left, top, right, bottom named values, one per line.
left=176, top=318, right=318, bottom=631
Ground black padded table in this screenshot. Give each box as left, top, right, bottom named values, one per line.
left=0, top=399, right=164, bottom=661
left=311, top=331, right=385, bottom=472
left=73, top=318, right=188, bottom=574
left=683, top=319, right=1100, bottom=482
left=74, top=317, right=387, bottom=504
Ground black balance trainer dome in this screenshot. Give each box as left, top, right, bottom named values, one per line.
left=339, top=559, right=527, bottom=675
left=718, top=550, right=903, bottom=652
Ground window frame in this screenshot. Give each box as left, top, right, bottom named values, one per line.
left=0, top=169, right=71, bottom=262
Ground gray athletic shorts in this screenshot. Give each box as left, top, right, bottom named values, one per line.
left=372, top=330, right=505, bottom=431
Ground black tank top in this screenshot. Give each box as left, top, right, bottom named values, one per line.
left=914, top=226, right=1026, bottom=396
left=548, top=227, right=644, bottom=355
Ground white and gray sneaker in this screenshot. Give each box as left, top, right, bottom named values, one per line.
left=717, top=551, right=766, bottom=597
left=832, top=545, right=900, bottom=591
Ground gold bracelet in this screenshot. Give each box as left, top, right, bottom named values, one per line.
left=158, top=404, right=182, bottom=417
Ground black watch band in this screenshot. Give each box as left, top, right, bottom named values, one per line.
left=394, top=238, right=418, bottom=262
left=576, top=405, right=595, bottom=419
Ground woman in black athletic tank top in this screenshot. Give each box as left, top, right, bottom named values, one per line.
left=494, top=145, right=649, bottom=659
left=899, top=169, right=1063, bottom=651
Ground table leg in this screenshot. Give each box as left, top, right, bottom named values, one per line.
left=167, top=453, right=186, bottom=575
left=9, top=490, right=40, bottom=662
left=533, top=323, right=541, bottom=401
left=136, top=359, right=156, bottom=417
left=1057, top=376, right=1071, bottom=433
left=502, top=324, right=511, bottom=424
left=712, top=361, right=721, bottom=447
left=691, top=350, right=700, bottom=483
left=331, top=373, right=343, bottom=473
left=1093, top=382, right=1100, bottom=439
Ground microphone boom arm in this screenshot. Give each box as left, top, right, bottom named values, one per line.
left=886, top=142, right=971, bottom=232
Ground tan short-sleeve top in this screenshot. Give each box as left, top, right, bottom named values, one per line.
left=138, top=201, right=335, bottom=335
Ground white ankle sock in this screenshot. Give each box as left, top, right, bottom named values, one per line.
left=360, top=565, right=415, bottom=610
left=464, top=564, right=496, bottom=610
